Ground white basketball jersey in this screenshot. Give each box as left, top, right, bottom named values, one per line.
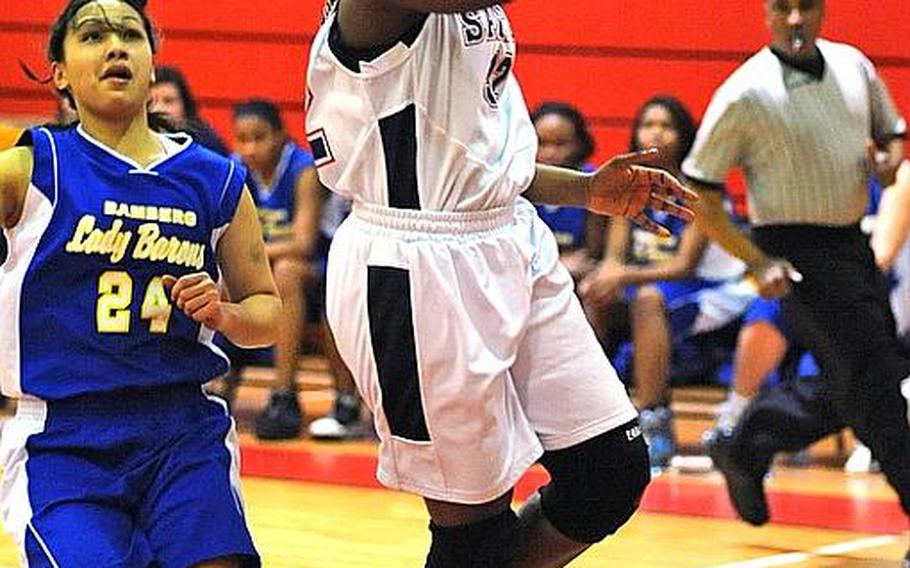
left=305, top=6, right=538, bottom=212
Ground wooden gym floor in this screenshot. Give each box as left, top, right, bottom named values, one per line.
left=0, top=363, right=904, bottom=567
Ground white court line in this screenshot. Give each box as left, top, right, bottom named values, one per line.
left=707, top=535, right=899, bottom=568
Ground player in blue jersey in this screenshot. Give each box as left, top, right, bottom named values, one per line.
left=226, top=98, right=363, bottom=440
left=149, top=65, right=230, bottom=156
left=0, top=1, right=280, bottom=566
left=580, top=96, right=792, bottom=468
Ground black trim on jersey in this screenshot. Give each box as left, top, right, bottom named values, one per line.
left=379, top=105, right=421, bottom=209
left=15, top=129, right=32, bottom=147
left=367, top=266, right=430, bottom=443
left=328, top=15, right=428, bottom=73
left=770, top=46, right=826, bottom=81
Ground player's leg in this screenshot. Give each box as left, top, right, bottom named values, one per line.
left=325, top=206, right=547, bottom=566
left=422, top=492, right=520, bottom=567
left=142, top=392, right=259, bottom=568
left=255, top=256, right=314, bottom=440
left=630, top=284, right=671, bottom=410
left=628, top=284, right=677, bottom=468
left=713, top=298, right=788, bottom=434
left=757, top=227, right=910, bottom=516
left=511, top=423, right=650, bottom=567
left=0, top=398, right=155, bottom=567
left=709, top=373, right=842, bottom=524
left=509, top=206, right=649, bottom=566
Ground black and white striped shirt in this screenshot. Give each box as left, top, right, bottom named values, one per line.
left=683, top=39, right=906, bottom=227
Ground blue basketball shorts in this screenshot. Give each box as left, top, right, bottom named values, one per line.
left=0, top=384, right=259, bottom=567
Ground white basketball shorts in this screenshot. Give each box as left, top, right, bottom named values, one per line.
left=325, top=198, right=637, bottom=504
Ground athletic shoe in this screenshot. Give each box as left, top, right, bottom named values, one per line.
left=707, top=429, right=770, bottom=526
left=844, top=442, right=881, bottom=474
left=254, top=389, right=303, bottom=440
left=308, top=393, right=366, bottom=440
left=639, top=405, right=676, bottom=470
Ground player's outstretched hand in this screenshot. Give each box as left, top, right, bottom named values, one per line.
left=162, top=273, right=224, bottom=329
left=587, top=148, right=698, bottom=236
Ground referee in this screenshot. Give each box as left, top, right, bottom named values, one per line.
left=682, top=0, right=909, bottom=557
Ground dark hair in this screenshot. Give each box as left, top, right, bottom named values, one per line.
left=154, top=65, right=199, bottom=120
left=233, top=99, right=284, bottom=131
left=628, top=95, right=697, bottom=168
left=530, top=101, right=595, bottom=168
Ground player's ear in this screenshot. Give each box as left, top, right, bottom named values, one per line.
left=52, top=61, right=70, bottom=93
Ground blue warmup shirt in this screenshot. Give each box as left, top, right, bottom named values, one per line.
left=245, top=142, right=315, bottom=242
left=534, top=163, right=593, bottom=250
left=0, top=125, right=248, bottom=399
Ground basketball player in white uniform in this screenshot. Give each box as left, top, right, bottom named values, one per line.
left=306, top=1, right=697, bottom=566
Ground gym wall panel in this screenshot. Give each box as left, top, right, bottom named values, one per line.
left=1, top=0, right=908, bottom=188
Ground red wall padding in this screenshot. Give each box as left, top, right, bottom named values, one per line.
left=2, top=1, right=909, bottom=170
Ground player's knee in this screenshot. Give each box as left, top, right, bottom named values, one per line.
left=539, top=420, right=651, bottom=543
left=424, top=509, right=519, bottom=568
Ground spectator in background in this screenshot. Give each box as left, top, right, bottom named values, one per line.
left=846, top=158, right=910, bottom=474
left=227, top=98, right=363, bottom=441
left=872, top=159, right=910, bottom=344
left=150, top=65, right=230, bottom=156
left=531, top=102, right=605, bottom=281
left=580, top=95, right=791, bottom=469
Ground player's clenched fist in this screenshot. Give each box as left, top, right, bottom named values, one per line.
left=162, top=273, right=223, bottom=329
left=587, top=148, right=698, bottom=236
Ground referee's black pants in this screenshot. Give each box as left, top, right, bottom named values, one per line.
left=732, top=224, right=910, bottom=516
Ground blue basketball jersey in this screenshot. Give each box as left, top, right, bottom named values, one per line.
left=245, top=142, right=315, bottom=242
left=535, top=205, right=587, bottom=250
left=0, top=125, right=248, bottom=399
left=533, top=164, right=594, bottom=250
left=628, top=208, right=686, bottom=265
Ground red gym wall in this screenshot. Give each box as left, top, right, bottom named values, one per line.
left=2, top=1, right=909, bottom=168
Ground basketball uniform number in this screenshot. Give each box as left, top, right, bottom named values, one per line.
left=96, top=272, right=172, bottom=334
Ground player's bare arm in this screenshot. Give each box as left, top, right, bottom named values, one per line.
left=0, top=147, right=33, bottom=229
left=872, top=159, right=910, bottom=270
left=525, top=149, right=698, bottom=236
left=690, top=180, right=797, bottom=298
left=338, top=0, right=510, bottom=49
left=166, top=189, right=280, bottom=348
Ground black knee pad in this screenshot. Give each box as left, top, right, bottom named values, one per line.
left=538, top=419, right=651, bottom=543
left=424, top=508, right=519, bottom=568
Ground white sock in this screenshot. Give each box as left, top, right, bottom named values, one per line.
left=716, top=391, right=753, bottom=431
